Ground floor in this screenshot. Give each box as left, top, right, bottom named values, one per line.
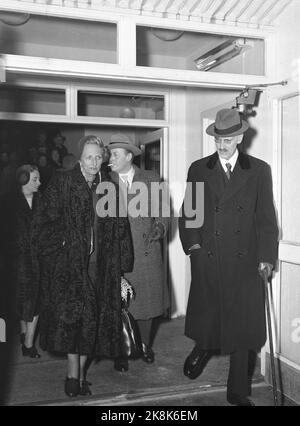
left=1, top=318, right=295, bottom=406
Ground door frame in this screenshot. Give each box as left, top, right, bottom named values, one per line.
left=264, top=92, right=300, bottom=375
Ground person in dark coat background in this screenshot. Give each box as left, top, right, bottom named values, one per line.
left=3, top=165, right=42, bottom=359
left=179, top=109, right=279, bottom=406
left=108, top=133, right=169, bottom=373
left=38, top=135, right=133, bottom=398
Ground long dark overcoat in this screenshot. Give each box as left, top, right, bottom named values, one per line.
left=2, top=191, right=42, bottom=322
left=39, top=164, right=133, bottom=357
left=111, top=166, right=170, bottom=320
left=179, top=152, right=278, bottom=354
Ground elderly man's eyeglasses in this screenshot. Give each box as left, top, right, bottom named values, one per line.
left=214, top=137, right=234, bottom=145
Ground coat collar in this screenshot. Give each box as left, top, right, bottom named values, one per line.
left=206, top=150, right=250, bottom=170
left=110, top=164, right=141, bottom=185
left=205, top=151, right=252, bottom=204
left=72, top=163, right=100, bottom=191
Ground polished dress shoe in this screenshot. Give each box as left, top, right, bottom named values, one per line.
left=114, top=358, right=129, bottom=372
left=227, top=393, right=255, bottom=406
left=65, top=377, right=80, bottom=398
left=80, top=380, right=92, bottom=396
left=141, top=343, right=155, bottom=364
left=183, top=346, right=211, bottom=380
left=22, top=344, right=41, bottom=359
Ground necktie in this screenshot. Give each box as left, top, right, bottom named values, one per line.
left=225, top=163, right=232, bottom=180
left=123, top=176, right=130, bottom=189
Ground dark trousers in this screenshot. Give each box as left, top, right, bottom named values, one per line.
left=227, top=350, right=249, bottom=396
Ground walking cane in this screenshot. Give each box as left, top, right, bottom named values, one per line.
left=262, top=269, right=279, bottom=406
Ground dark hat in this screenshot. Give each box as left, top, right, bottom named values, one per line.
left=206, top=109, right=249, bottom=138
left=108, top=133, right=141, bottom=157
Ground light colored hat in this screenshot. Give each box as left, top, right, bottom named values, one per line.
left=108, top=133, right=141, bottom=157
left=206, top=108, right=249, bottom=138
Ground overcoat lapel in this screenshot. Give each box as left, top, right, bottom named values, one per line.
left=206, top=151, right=252, bottom=204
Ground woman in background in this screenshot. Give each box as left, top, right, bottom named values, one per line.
left=49, top=148, right=62, bottom=170
left=12, top=165, right=42, bottom=358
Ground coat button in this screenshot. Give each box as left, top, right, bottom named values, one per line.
left=215, top=206, right=220, bottom=213
left=208, top=251, right=213, bottom=258
left=237, top=205, right=243, bottom=212
left=237, top=252, right=244, bottom=258
left=215, top=231, right=221, bottom=237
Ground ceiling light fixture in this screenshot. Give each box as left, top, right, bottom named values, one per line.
left=194, top=39, right=252, bottom=71
left=150, top=28, right=184, bottom=42
left=0, top=12, right=30, bottom=26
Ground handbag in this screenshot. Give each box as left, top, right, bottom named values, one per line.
left=121, top=277, right=142, bottom=358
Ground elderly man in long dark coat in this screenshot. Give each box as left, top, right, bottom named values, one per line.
left=179, top=109, right=278, bottom=406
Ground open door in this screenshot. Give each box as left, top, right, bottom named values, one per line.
left=139, top=128, right=168, bottom=180
left=267, top=92, right=300, bottom=404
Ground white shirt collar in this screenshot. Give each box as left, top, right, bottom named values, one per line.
left=119, top=166, right=135, bottom=188
left=219, top=149, right=239, bottom=173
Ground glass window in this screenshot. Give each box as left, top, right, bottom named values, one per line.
left=78, top=91, right=165, bottom=120
left=136, top=26, right=265, bottom=76
left=281, top=94, right=300, bottom=244
left=280, top=262, right=300, bottom=365
left=0, top=86, right=66, bottom=115
left=0, top=15, right=117, bottom=64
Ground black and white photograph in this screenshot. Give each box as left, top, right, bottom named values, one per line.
left=0, top=0, right=299, bottom=408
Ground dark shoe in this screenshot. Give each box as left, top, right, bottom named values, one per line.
left=183, top=346, right=211, bottom=380
left=114, top=358, right=129, bottom=372
left=64, top=377, right=80, bottom=398
left=227, top=393, right=255, bottom=406
left=20, top=333, right=25, bottom=345
left=22, top=344, right=41, bottom=359
left=79, top=380, right=92, bottom=396
left=141, top=343, right=155, bottom=364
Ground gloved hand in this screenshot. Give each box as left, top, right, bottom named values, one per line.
left=258, top=262, right=273, bottom=280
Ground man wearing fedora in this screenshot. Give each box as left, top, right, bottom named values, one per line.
left=179, top=109, right=278, bottom=406
left=108, top=133, right=169, bottom=372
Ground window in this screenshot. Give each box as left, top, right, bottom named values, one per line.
left=78, top=91, right=165, bottom=120
left=136, top=26, right=265, bottom=76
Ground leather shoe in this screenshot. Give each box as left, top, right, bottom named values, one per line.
left=64, top=377, right=80, bottom=398
left=114, top=358, right=129, bottom=372
left=141, top=343, right=155, bottom=363
left=80, top=380, right=92, bottom=396
left=183, top=346, right=211, bottom=380
left=22, top=344, right=41, bottom=359
left=227, top=393, right=255, bottom=406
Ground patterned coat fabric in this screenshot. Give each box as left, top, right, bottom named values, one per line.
left=39, top=164, right=133, bottom=357
left=179, top=152, right=279, bottom=354
left=111, top=166, right=170, bottom=320
left=1, top=191, right=42, bottom=322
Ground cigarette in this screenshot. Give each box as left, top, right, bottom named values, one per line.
left=108, top=164, right=113, bottom=167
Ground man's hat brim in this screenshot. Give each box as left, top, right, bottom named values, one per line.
left=206, top=120, right=249, bottom=138
left=107, top=142, right=142, bottom=157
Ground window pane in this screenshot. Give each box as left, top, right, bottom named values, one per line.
left=0, top=86, right=66, bottom=115
left=0, top=15, right=117, bottom=64
left=78, top=92, right=165, bottom=120
left=137, top=26, right=264, bottom=76
left=280, top=262, right=300, bottom=365
left=281, top=94, right=300, bottom=244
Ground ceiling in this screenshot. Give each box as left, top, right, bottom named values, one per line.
left=2, top=0, right=293, bottom=28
